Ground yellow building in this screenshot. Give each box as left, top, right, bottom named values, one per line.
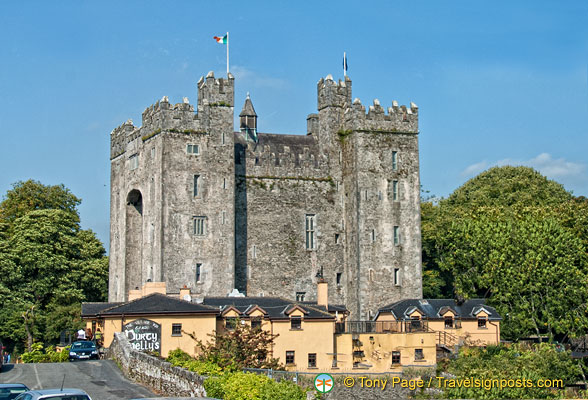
left=83, top=283, right=498, bottom=372
left=375, top=299, right=502, bottom=350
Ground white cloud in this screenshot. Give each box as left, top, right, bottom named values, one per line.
left=461, top=153, right=587, bottom=182
left=230, top=65, right=288, bottom=90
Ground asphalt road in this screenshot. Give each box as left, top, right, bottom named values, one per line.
left=0, top=360, right=157, bottom=399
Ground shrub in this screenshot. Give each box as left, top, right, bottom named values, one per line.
left=260, top=379, right=306, bottom=400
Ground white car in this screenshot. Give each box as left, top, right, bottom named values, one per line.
left=13, top=388, right=91, bottom=400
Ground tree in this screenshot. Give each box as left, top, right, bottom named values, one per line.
left=422, top=166, right=588, bottom=340
left=0, top=181, right=108, bottom=352
left=189, top=322, right=283, bottom=371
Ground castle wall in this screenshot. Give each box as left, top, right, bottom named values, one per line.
left=109, top=72, right=422, bottom=318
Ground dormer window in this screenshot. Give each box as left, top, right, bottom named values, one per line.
left=291, top=316, right=302, bottom=330
left=478, top=317, right=487, bottom=329
left=444, top=316, right=454, bottom=329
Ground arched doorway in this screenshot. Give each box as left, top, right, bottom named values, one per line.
left=125, top=189, right=143, bottom=296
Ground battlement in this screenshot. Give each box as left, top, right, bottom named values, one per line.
left=317, top=75, right=352, bottom=110
left=197, top=71, right=235, bottom=107
left=343, top=97, right=419, bottom=134
left=140, top=95, right=197, bottom=133
left=110, top=119, right=136, bottom=159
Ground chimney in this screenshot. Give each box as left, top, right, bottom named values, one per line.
left=317, top=279, right=328, bottom=309
left=180, top=285, right=192, bottom=301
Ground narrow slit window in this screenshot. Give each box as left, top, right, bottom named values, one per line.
left=336, top=272, right=342, bottom=285
left=392, top=151, right=398, bottom=170
left=394, top=268, right=401, bottom=286
left=193, top=175, right=200, bottom=197
left=392, top=180, right=399, bottom=201
left=305, top=214, right=316, bottom=250
left=196, top=263, right=202, bottom=282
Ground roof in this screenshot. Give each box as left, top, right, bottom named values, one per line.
left=239, top=94, right=257, bottom=117
left=81, top=302, right=122, bottom=317
left=97, top=293, right=218, bottom=316
left=203, top=296, right=334, bottom=320
left=300, top=301, right=349, bottom=314
left=377, top=299, right=502, bottom=321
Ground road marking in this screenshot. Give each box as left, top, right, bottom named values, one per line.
left=32, top=364, right=42, bottom=390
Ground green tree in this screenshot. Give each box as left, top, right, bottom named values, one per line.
left=0, top=181, right=108, bottom=352
left=421, top=166, right=588, bottom=340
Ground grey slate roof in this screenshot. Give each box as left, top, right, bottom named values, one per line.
left=300, top=301, right=349, bottom=314
left=81, top=302, right=122, bottom=317
left=239, top=95, right=257, bottom=117
left=377, top=299, right=501, bottom=321
left=97, top=293, right=219, bottom=316
left=203, top=296, right=335, bottom=320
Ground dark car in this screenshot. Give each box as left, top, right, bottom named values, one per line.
left=0, top=384, right=29, bottom=400
left=68, top=341, right=98, bottom=361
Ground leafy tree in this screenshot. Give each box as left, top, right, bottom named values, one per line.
left=0, top=181, right=108, bottom=352
left=189, top=321, right=283, bottom=371
left=421, top=166, right=588, bottom=341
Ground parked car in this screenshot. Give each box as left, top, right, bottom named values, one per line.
left=0, top=383, right=29, bottom=400
left=14, top=389, right=91, bottom=400
left=68, top=341, right=98, bottom=361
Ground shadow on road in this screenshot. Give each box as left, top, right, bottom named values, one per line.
left=0, top=364, right=15, bottom=373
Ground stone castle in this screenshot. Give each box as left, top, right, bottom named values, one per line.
left=109, top=70, right=422, bottom=319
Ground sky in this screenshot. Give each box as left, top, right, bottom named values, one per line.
left=0, top=1, right=586, bottom=248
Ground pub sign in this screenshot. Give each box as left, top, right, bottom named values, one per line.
left=123, top=319, right=161, bottom=352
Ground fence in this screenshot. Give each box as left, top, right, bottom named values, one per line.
left=335, top=320, right=429, bottom=334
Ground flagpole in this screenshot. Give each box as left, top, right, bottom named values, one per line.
left=226, top=31, right=229, bottom=75
left=343, top=52, right=347, bottom=77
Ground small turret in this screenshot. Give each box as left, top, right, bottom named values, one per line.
left=239, top=93, right=257, bottom=134
left=317, top=75, right=352, bottom=110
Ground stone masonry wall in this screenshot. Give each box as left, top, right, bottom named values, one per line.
left=108, top=332, right=207, bottom=397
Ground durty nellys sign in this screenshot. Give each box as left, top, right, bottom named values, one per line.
left=123, top=319, right=161, bottom=352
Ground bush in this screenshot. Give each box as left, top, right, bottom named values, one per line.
left=21, top=342, right=69, bottom=363
left=222, top=372, right=269, bottom=400
left=260, top=379, right=306, bottom=400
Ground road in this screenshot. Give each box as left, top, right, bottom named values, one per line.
left=0, top=360, right=157, bottom=399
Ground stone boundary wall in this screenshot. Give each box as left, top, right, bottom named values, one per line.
left=107, top=332, right=207, bottom=397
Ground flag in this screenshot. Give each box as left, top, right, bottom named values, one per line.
left=343, top=52, right=348, bottom=74
left=213, top=34, right=228, bottom=44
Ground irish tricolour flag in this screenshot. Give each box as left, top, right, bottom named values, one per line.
left=213, top=34, right=227, bottom=44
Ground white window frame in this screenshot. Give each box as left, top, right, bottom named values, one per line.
left=393, top=226, right=400, bottom=246
left=392, top=151, right=398, bottom=170
left=394, top=268, right=401, bottom=286
left=305, top=214, right=317, bottom=250
left=193, top=175, right=200, bottom=197
left=187, top=143, right=200, bottom=155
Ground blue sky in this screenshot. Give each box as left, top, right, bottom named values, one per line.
left=0, top=1, right=586, bottom=247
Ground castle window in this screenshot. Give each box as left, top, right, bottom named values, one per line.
left=150, top=148, right=155, bottom=158
left=223, top=178, right=227, bottom=189
left=172, top=323, right=182, bottom=336
left=335, top=233, right=340, bottom=244
left=193, top=216, right=206, bottom=236
left=392, top=351, right=401, bottom=365
left=221, top=132, right=225, bottom=145
left=296, top=292, right=306, bottom=301
left=222, top=211, right=226, bottom=225
left=193, top=175, right=200, bottom=197
left=252, top=245, right=257, bottom=259
left=371, top=229, right=376, bottom=243
left=369, top=269, right=375, bottom=282
left=291, top=316, right=302, bottom=330
left=336, top=272, right=342, bottom=285
left=305, top=214, right=317, bottom=250
left=393, top=268, right=401, bottom=286
left=286, top=351, right=295, bottom=365
left=129, top=154, right=139, bottom=170
left=308, top=353, right=317, bottom=368
left=392, top=151, right=398, bottom=170
left=392, top=180, right=399, bottom=201
left=196, top=263, right=202, bottom=282
left=393, top=226, right=400, bottom=246
left=187, top=144, right=200, bottom=155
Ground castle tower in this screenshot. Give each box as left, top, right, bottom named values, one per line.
left=108, top=72, right=236, bottom=301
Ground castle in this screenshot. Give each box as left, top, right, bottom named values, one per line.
left=108, top=70, right=422, bottom=319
